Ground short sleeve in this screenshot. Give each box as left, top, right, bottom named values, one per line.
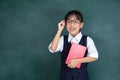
left=48, top=36, right=64, bottom=53
left=87, top=36, right=99, bottom=59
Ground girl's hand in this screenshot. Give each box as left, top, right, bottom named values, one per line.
left=58, top=20, right=65, bottom=32
left=67, top=59, right=80, bottom=68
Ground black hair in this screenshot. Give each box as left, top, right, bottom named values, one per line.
left=64, top=10, right=84, bottom=23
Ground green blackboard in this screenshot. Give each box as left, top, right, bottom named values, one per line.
left=0, top=0, right=120, bottom=80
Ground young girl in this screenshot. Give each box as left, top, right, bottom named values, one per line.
left=48, top=10, right=98, bottom=80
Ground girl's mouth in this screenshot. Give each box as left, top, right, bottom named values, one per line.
left=70, top=28, right=76, bottom=31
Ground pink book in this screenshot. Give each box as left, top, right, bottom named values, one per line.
left=65, top=42, right=87, bottom=68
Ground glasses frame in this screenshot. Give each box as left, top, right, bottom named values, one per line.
left=66, top=19, right=80, bottom=24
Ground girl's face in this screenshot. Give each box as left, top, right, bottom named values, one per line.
left=65, top=15, right=83, bottom=37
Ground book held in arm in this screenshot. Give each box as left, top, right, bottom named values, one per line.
left=65, top=42, right=87, bottom=68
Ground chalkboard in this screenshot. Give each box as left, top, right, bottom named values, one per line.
left=0, top=0, right=120, bottom=80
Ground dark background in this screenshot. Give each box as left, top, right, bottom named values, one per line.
left=0, top=0, right=120, bottom=80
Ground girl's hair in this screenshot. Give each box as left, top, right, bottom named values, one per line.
left=64, top=10, right=84, bottom=23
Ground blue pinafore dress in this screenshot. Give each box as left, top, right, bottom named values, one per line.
left=60, top=35, right=89, bottom=80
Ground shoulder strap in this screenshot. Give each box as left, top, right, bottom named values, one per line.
left=79, top=35, right=87, bottom=46
left=64, top=35, right=68, bottom=43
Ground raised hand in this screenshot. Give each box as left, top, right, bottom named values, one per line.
left=58, top=20, right=65, bottom=32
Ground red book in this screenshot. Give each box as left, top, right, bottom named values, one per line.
left=65, top=42, right=87, bottom=68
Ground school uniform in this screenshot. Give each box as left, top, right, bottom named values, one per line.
left=48, top=32, right=98, bottom=80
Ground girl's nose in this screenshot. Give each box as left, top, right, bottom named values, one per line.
left=70, top=22, right=75, bottom=26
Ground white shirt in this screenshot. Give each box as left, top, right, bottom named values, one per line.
left=48, top=32, right=98, bottom=59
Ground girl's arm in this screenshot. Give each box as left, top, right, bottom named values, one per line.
left=67, top=56, right=97, bottom=68
left=50, top=20, right=65, bottom=51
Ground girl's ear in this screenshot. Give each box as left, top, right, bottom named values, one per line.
left=80, top=22, right=84, bottom=29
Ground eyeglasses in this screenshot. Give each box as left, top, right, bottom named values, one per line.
left=66, top=19, right=80, bottom=24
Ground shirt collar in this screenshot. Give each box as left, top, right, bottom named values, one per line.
left=68, top=32, right=83, bottom=43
